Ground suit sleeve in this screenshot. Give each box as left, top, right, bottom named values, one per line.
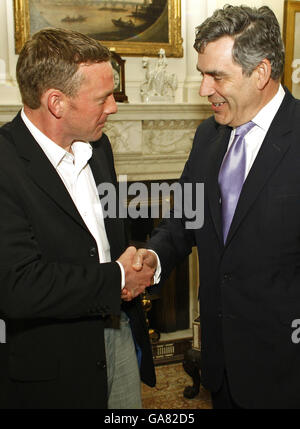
left=147, top=126, right=207, bottom=284
left=148, top=117, right=219, bottom=284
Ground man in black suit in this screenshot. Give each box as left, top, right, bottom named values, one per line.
left=0, top=28, right=155, bottom=408
left=129, top=5, right=300, bottom=408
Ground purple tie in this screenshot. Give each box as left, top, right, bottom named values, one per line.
left=218, top=121, right=255, bottom=242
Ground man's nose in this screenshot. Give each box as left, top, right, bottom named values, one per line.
left=199, top=75, right=215, bottom=97
left=105, top=94, right=118, bottom=115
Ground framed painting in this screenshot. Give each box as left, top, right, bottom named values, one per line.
left=283, top=0, right=300, bottom=98
left=13, top=0, right=183, bottom=57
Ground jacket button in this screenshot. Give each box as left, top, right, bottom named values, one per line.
left=223, top=273, right=232, bottom=280
left=96, top=360, right=106, bottom=369
left=89, top=247, right=97, bottom=257
left=221, top=273, right=232, bottom=285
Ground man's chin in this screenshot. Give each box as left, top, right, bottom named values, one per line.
left=214, top=114, right=228, bottom=125
left=89, top=130, right=104, bottom=142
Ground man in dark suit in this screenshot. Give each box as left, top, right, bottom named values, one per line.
left=0, top=28, right=155, bottom=408
left=129, top=5, right=300, bottom=408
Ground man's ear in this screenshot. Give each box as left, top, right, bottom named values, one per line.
left=255, top=58, right=272, bottom=90
left=44, top=89, right=66, bottom=118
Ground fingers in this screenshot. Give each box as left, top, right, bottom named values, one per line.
left=121, top=287, right=133, bottom=302
left=118, top=246, right=157, bottom=302
left=132, top=248, right=149, bottom=271
left=143, top=251, right=158, bottom=270
left=117, top=246, right=137, bottom=265
left=132, top=248, right=158, bottom=273
left=121, top=285, right=143, bottom=302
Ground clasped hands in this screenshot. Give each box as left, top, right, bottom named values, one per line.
left=117, top=246, right=158, bottom=302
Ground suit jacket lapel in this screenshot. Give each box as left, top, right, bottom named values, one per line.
left=226, top=90, right=295, bottom=245
left=206, top=125, right=232, bottom=244
left=10, top=113, right=90, bottom=233
left=89, top=139, right=112, bottom=186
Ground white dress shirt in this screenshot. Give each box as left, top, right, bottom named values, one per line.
left=21, top=109, right=125, bottom=287
left=228, top=84, right=285, bottom=179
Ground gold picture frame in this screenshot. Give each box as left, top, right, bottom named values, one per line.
left=283, top=0, right=300, bottom=97
left=13, top=0, right=183, bottom=57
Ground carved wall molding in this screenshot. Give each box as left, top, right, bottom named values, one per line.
left=143, top=119, right=200, bottom=130
left=104, top=121, right=142, bottom=154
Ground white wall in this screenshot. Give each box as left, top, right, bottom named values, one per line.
left=0, top=0, right=290, bottom=106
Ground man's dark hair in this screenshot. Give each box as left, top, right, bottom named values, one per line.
left=194, top=5, right=285, bottom=80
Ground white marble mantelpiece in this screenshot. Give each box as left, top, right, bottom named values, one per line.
left=107, top=103, right=211, bottom=181
left=0, top=104, right=22, bottom=124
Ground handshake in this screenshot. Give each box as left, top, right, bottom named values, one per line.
left=117, top=246, right=158, bottom=302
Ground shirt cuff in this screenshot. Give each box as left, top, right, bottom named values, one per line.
left=148, top=249, right=161, bottom=284
left=116, top=261, right=125, bottom=289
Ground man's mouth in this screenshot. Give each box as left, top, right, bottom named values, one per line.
left=210, top=101, right=227, bottom=113
left=212, top=102, right=226, bottom=107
